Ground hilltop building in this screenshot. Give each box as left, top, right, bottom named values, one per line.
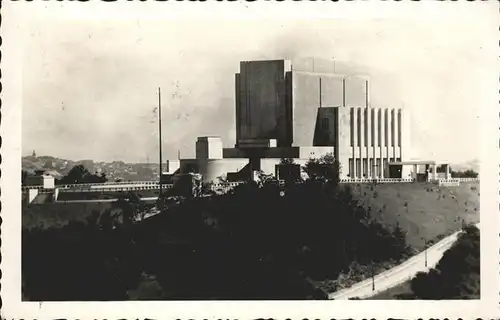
left=166, top=59, right=448, bottom=183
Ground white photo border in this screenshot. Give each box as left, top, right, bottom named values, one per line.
left=1, top=1, right=499, bottom=319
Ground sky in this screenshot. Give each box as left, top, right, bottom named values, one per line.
left=21, top=14, right=496, bottom=164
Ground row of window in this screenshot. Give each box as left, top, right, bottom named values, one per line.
left=350, top=108, right=402, bottom=147
left=348, top=157, right=401, bottom=178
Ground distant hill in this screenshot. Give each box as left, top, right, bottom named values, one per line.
left=22, top=155, right=163, bottom=182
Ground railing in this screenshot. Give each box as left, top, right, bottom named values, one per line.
left=23, top=180, right=159, bottom=190
left=339, top=178, right=415, bottom=184
left=433, top=178, right=461, bottom=187
left=26, top=175, right=472, bottom=194
left=207, top=181, right=246, bottom=194
left=21, top=187, right=54, bottom=193
left=58, top=184, right=173, bottom=193
left=454, top=178, right=479, bottom=183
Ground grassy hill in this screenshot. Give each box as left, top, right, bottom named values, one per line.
left=347, top=182, right=480, bottom=249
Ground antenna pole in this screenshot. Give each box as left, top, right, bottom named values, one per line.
left=158, top=87, right=163, bottom=199
left=319, top=78, right=322, bottom=108
left=342, top=78, right=346, bottom=107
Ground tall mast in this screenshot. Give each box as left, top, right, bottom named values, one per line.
left=158, top=87, right=163, bottom=198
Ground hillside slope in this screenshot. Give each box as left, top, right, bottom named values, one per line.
left=22, top=202, right=117, bottom=229
left=348, top=182, right=480, bottom=249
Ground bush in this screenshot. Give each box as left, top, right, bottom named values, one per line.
left=410, top=225, right=480, bottom=299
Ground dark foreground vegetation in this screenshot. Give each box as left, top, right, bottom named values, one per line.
left=23, top=155, right=415, bottom=300
left=411, top=224, right=480, bottom=299
left=371, top=224, right=480, bottom=300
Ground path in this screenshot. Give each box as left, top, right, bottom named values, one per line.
left=328, top=223, right=480, bottom=300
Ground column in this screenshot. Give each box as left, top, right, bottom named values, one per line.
left=380, top=109, right=385, bottom=178
left=432, top=164, right=437, bottom=180
left=366, top=108, right=371, bottom=178
left=413, top=164, right=417, bottom=180
left=359, top=108, right=363, bottom=177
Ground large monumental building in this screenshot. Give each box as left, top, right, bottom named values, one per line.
left=171, top=58, right=413, bottom=182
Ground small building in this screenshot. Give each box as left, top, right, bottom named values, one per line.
left=387, top=160, right=452, bottom=181
left=24, top=174, right=55, bottom=189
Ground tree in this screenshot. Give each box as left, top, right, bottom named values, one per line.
left=114, top=192, right=145, bottom=226
left=280, top=158, right=295, bottom=165
left=410, top=224, right=480, bottom=299
left=391, top=222, right=411, bottom=261
left=22, top=170, right=28, bottom=186
left=255, top=170, right=276, bottom=186
left=58, top=165, right=108, bottom=184
left=302, top=153, right=340, bottom=186
left=451, top=169, right=479, bottom=178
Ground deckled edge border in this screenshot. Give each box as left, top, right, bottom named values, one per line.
left=0, top=0, right=497, bottom=319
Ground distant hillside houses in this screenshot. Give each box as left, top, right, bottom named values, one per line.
left=22, top=155, right=165, bottom=182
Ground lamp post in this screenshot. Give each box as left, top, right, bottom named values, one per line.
left=424, top=238, right=428, bottom=268
left=371, top=263, right=375, bottom=291
left=158, top=87, right=163, bottom=206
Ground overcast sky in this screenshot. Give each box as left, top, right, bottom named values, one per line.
left=21, top=13, right=496, bottom=164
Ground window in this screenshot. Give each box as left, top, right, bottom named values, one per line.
left=349, top=158, right=354, bottom=177
left=356, top=159, right=361, bottom=178
left=369, top=158, right=374, bottom=177
left=363, top=159, right=368, bottom=177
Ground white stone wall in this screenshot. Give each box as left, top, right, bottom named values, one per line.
left=333, top=106, right=408, bottom=179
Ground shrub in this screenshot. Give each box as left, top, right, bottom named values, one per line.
left=410, top=225, right=480, bottom=299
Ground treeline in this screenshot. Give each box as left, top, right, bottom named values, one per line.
left=410, top=224, right=480, bottom=299
left=23, top=154, right=412, bottom=300
left=451, top=169, right=478, bottom=178
left=22, top=165, right=107, bottom=186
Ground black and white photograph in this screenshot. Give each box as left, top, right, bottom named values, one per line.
left=2, top=1, right=499, bottom=319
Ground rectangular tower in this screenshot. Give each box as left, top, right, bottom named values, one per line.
left=235, top=60, right=292, bottom=148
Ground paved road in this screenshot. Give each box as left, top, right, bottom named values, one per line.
left=329, top=223, right=480, bottom=300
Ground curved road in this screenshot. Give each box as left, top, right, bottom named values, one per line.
left=329, top=223, right=480, bottom=300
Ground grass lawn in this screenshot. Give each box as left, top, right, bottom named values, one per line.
left=369, top=281, right=413, bottom=300
left=349, top=182, right=480, bottom=249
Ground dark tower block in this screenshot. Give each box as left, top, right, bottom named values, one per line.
left=235, top=60, right=292, bottom=148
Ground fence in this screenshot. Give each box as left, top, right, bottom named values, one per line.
left=58, top=184, right=173, bottom=193
left=433, top=179, right=461, bottom=187
left=207, top=181, right=246, bottom=194
left=454, top=178, right=479, bottom=183
left=339, top=178, right=415, bottom=184
left=23, top=180, right=159, bottom=190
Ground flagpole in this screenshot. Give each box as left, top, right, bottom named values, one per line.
left=158, top=87, right=163, bottom=200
